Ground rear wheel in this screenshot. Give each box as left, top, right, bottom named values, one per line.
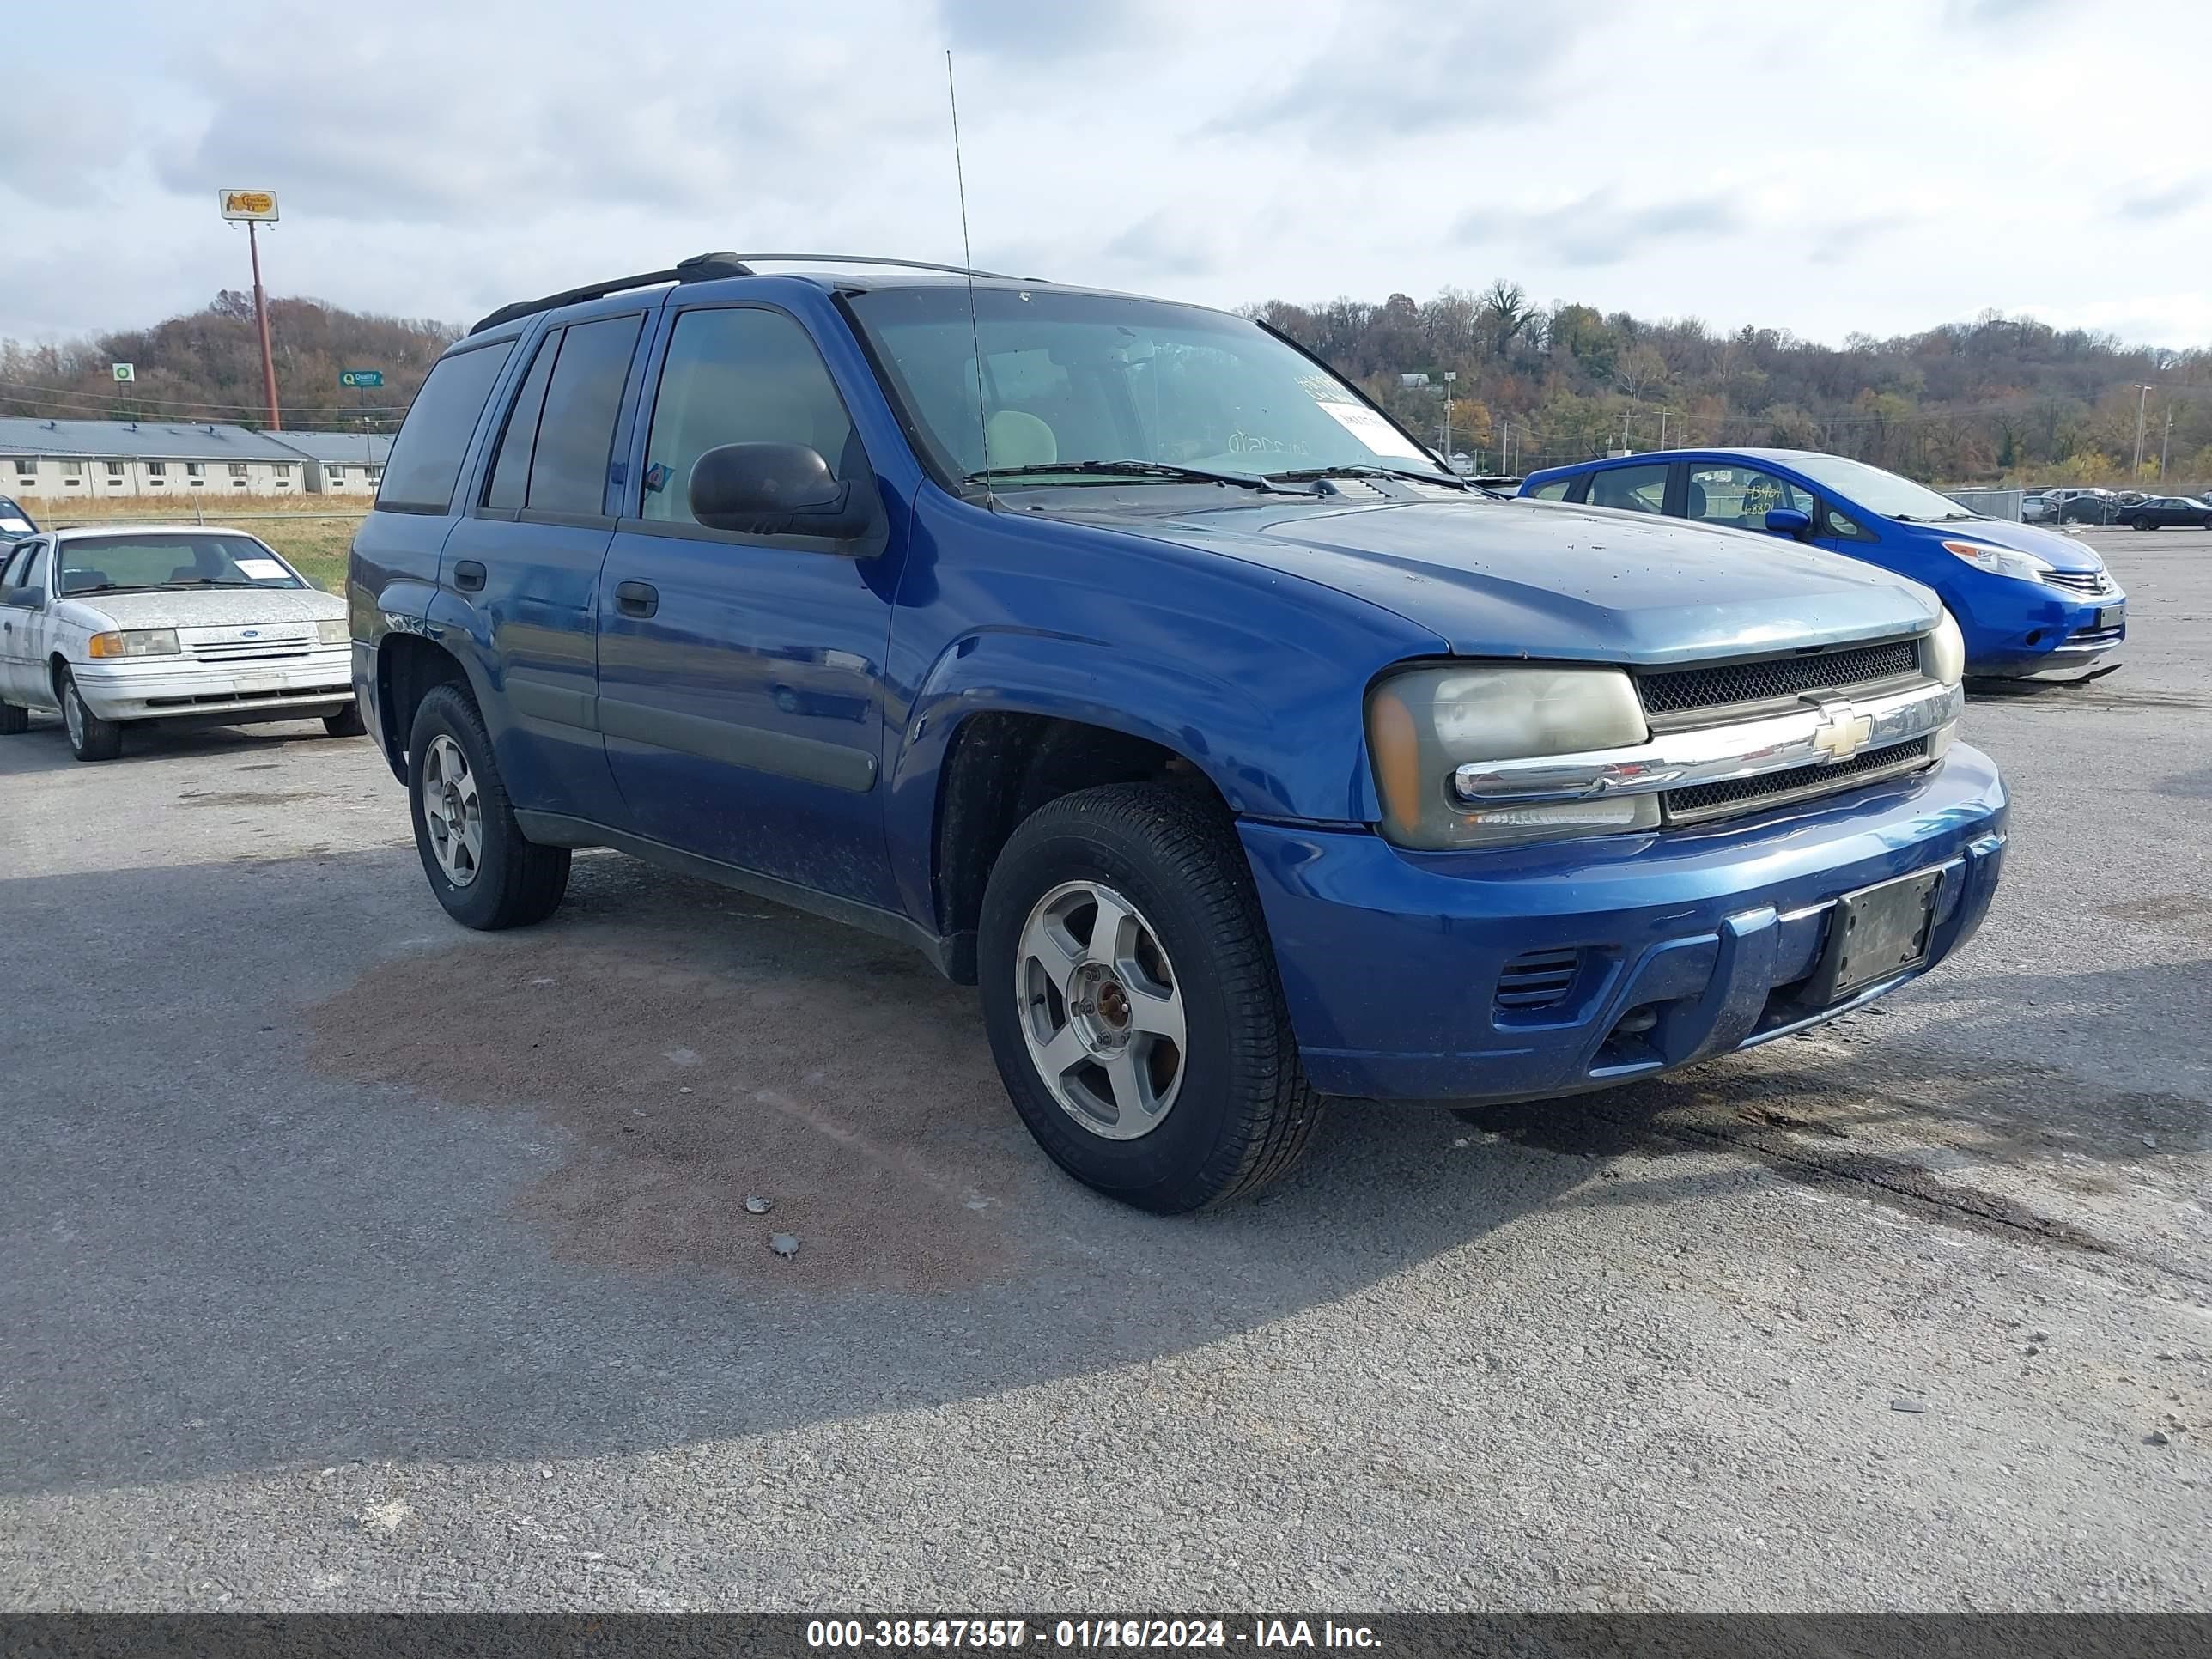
left=58, top=666, right=123, bottom=762
left=977, top=782, right=1322, bottom=1213
left=2132, top=516, right=2154, bottom=532
left=323, top=702, right=367, bottom=738
left=405, top=684, right=569, bottom=929
left=0, top=700, right=26, bottom=735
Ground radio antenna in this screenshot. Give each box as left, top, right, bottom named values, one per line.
left=946, top=49, right=993, bottom=506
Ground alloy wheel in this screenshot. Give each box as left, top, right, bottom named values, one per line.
left=421, top=733, right=484, bottom=887
left=1015, top=878, right=1187, bottom=1140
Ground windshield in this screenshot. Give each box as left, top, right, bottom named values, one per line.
left=846, top=286, right=1451, bottom=487
left=1784, top=454, right=1981, bottom=522
left=56, top=532, right=303, bottom=596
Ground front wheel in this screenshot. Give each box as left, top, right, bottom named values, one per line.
left=977, top=782, right=1322, bottom=1213
left=0, top=700, right=27, bottom=736
left=405, top=684, right=569, bottom=929
left=58, top=667, right=124, bottom=762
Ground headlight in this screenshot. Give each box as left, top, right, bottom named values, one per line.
left=1367, top=664, right=1656, bottom=849
left=86, top=629, right=181, bottom=659
left=318, top=619, right=349, bottom=645
left=1942, top=539, right=2050, bottom=584
left=1923, top=611, right=1965, bottom=687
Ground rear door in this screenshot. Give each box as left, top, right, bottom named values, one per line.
left=596, top=301, right=900, bottom=906
left=438, top=305, right=650, bottom=823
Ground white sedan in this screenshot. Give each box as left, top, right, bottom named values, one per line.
left=0, top=524, right=359, bottom=762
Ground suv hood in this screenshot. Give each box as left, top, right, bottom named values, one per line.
left=1935, top=517, right=2106, bottom=572
left=1070, top=495, right=1939, bottom=665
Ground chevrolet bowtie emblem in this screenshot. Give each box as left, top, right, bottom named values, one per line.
left=1807, top=696, right=1874, bottom=762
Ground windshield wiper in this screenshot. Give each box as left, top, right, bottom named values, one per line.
left=965, top=460, right=1311, bottom=494
left=1266, top=464, right=1468, bottom=491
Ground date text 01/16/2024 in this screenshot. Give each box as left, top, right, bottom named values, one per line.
left=804, top=1620, right=1382, bottom=1650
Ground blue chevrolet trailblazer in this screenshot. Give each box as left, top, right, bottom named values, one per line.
left=348, top=255, right=2006, bottom=1212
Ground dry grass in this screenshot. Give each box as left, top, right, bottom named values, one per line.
left=28, top=492, right=368, bottom=592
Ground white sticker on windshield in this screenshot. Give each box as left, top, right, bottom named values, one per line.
left=236, top=557, right=289, bottom=580
left=0, top=517, right=31, bottom=532
left=1316, top=401, right=1428, bottom=461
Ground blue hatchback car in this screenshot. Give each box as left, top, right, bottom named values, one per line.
left=1519, top=449, right=2124, bottom=680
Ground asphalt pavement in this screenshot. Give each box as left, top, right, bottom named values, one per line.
left=1, top=528, right=2206, bottom=1611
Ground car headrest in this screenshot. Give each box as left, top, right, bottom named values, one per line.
left=985, top=410, right=1057, bottom=471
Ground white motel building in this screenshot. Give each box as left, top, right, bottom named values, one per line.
left=0, top=417, right=395, bottom=501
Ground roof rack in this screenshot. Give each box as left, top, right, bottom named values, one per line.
left=467, top=252, right=1040, bottom=336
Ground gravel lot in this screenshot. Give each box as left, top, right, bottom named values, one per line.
left=2, top=528, right=2206, bottom=1612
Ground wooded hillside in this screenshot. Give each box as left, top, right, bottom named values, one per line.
left=1252, top=285, right=2212, bottom=488
left=0, top=294, right=458, bottom=434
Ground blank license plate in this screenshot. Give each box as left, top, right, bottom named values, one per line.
left=2097, top=603, right=2125, bottom=629
left=233, top=671, right=283, bottom=690
left=1810, top=869, right=1943, bottom=1004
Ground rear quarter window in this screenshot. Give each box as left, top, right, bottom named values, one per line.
left=376, top=340, right=516, bottom=514
left=1528, top=480, right=1572, bottom=501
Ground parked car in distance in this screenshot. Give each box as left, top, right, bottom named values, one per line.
left=0, top=495, right=36, bottom=545
left=350, top=254, right=2004, bottom=1212
left=2118, top=495, right=2212, bottom=530
left=1521, top=448, right=2124, bottom=681
left=2020, top=493, right=2051, bottom=524
left=0, top=526, right=360, bottom=759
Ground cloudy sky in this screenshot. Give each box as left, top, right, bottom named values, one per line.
left=9, top=0, right=2208, bottom=349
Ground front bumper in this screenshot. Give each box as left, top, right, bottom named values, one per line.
left=1966, top=584, right=2124, bottom=680
left=74, top=649, right=354, bottom=721
left=1242, top=744, right=2007, bottom=1102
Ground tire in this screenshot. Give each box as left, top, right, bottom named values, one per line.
left=405, top=684, right=569, bottom=930
left=58, top=666, right=123, bottom=762
left=2132, top=518, right=2154, bottom=532
left=0, top=701, right=27, bottom=736
left=977, top=781, right=1322, bottom=1213
left=323, top=702, right=368, bottom=738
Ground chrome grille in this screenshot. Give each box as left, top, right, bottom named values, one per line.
left=191, top=637, right=315, bottom=664
left=1663, top=738, right=1933, bottom=825
left=1636, top=639, right=1921, bottom=722
left=2044, top=569, right=2115, bottom=598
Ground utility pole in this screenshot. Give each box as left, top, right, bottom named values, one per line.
left=2161, top=408, right=2172, bottom=479
left=1443, top=370, right=1455, bottom=473
left=2131, top=383, right=2152, bottom=480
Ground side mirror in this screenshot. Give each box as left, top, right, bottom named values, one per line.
left=1765, top=507, right=1814, bottom=539
left=3, top=586, right=41, bottom=610
left=688, top=442, right=872, bottom=542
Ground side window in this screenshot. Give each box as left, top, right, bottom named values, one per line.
left=376, top=340, right=515, bottom=513
left=483, top=327, right=562, bottom=512
left=0, top=544, right=26, bottom=587
left=641, top=307, right=861, bottom=526
left=1588, top=463, right=1670, bottom=514
left=526, top=313, right=644, bottom=518
left=1528, top=480, right=1571, bottom=501
left=14, top=542, right=48, bottom=592
left=1685, top=464, right=1813, bottom=530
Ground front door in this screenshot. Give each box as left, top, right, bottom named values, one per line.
left=0, top=539, right=41, bottom=700
left=597, top=301, right=902, bottom=908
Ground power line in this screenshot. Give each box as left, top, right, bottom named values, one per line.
left=0, top=377, right=409, bottom=415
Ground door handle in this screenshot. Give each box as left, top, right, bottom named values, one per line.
left=453, top=560, right=487, bottom=592
left=616, top=580, right=659, bottom=618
